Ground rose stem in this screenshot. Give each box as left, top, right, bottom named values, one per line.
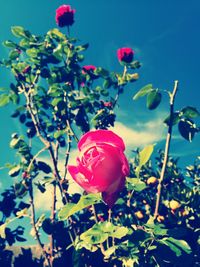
left=153, top=80, right=179, bottom=219
left=22, top=82, right=75, bottom=243
left=91, top=205, right=106, bottom=254
left=28, top=178, right=52, bottom=267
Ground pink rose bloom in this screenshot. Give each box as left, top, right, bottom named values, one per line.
left=55, top=5, right=75, bottom=27
left=68, top=130, right=129, bottom=207
left=117, top=47, right=134, bottom=63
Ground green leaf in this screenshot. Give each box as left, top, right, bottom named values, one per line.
left=81, top=229, right=108, bottom=245
left=80, top=222, right=129, bottom=245
left=135, top=144, right=154, bottom=177
left=94, top=67, right=109, bottom=78
left=3, top=40, right=17, bottom=48
left=8, top=165, right=21, bottom=177
left=10, top=137, right=22, bottom=149
left=146, top=90, right=162, bottom=110
left=129, top=60, right=141, bottom=69
left=9, top=50, right=20, bottom=60
left=37, top=161, right=52, bottom=174
left=0, top=223, right=7, bottom=239
left=111, top=226, right=129, bottom=239
left=181, top=106, right=200, bottom=119
left=178, top=119, right=197, bottom=142
left=126, top=177, right=147, bottom=192
left=163, top=112, right=180, bottom=126
left=0, top=94, right=10, bottom=107
left=139, top=144, right=154, bottom=167
left=75, top=43, right=89, bottom=52
left=159, top=237, right=192, bottom=257
left=54, top=129, right=66, bottom=139
left=103, top=246, right=116, bottom=259
left=58, top=194, right=101, bottom=220
left=26, top=48, right=38, bottom=58
left=47, top=28, right=66, bottom=40
left=133, top=84, right=153, bottom=100
left=11, top=26, right=31, bottom=38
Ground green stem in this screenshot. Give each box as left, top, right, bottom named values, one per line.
left=153, top=80, right=179, bottom=219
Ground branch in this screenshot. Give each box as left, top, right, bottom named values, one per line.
left=27, top=146, right=49, bottom=174
left=154, top=80, right=179, bottom=219
left=91, top=205, right=106, bottom=254
left=28, top=179, right=52, bottom=267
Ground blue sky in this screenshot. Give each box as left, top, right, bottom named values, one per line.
left=0, top=0, right=200, bottom=243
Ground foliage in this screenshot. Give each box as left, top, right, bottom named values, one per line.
left=0, top=10, right=200, bottom=267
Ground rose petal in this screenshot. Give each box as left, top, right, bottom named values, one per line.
left=102, top=177, right=125, bottom=207
left=78, top=130, right=125, bottom=152
left=68, top=165, right=98, bottom=193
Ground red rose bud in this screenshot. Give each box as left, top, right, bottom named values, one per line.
left=22, top=65, right=31, bottom=74
left=68, top=130, right=129, bottom=207
left=56, top=5, right=75, bottom=27
left=82, top=65, right=97, bottom=74
left=82, top=65, right=98, bottom=80
left=117, top=47, right=134, bottom=63
left=103, top=101, right=113, bottom=108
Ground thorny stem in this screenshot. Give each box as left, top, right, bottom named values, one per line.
left=91, top=205, right=106, bottom=254
left=153, top=80, right=179, bottom=219
left=113, top=65, right=127, bottom=108
left=63, top=120, right=73, bottom=180
left=28, top=179, right=52, bottom=267
left=50, top=142, right=59, bottom=264
left=23, top=85, right=76, bottom=244
left=27, top=146, right=49, bottom=173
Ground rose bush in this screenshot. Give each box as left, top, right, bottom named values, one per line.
left=117, top=47, right=134, bottom=63
left=55, top=5, right=75, bottom=27
left=68, top=130, right=129, bottom=207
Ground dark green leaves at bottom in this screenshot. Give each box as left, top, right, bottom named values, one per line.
left=159, top=237, right=192, bottom=257
left=80, top=222, right=129, bottom=245
left=146, top=90, right=162, bottom=110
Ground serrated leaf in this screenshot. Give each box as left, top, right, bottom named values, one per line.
left=58, top=194, right=101, bottom=220
left=146, top=90, right=162, bottom=110
left=133, top=84, right=153, bottom=100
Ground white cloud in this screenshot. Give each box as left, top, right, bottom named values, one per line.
left=110, top=120, right=165, bottom=149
